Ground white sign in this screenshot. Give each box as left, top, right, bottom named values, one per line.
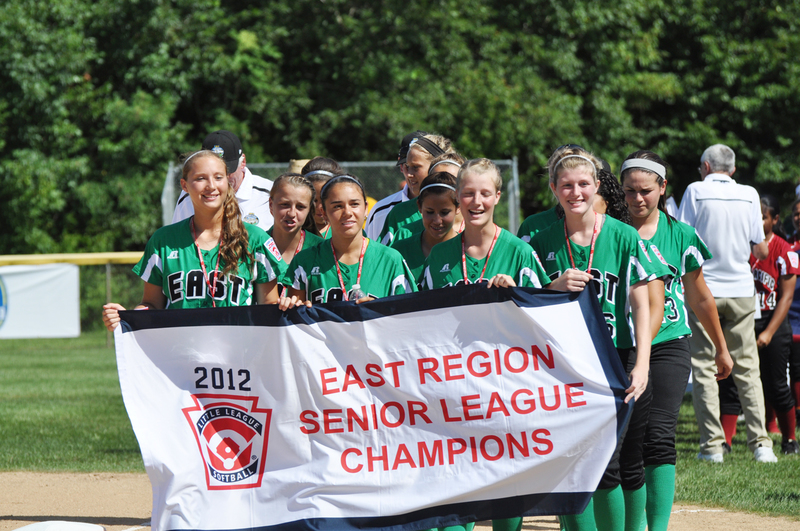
left=0, top=263, right=80, bottom=338
left=115, top=286, right=631, bottom=531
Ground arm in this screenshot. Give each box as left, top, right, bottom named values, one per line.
left=545, top=269, right=594, bottom=292
left=757, top=274, right=796, bottom=348
left=102, top=282, right=167, bottom=331
left=682, top=268, right=733, bottom=379
left=647, top=279, right=665, bottom=341
left=278, top=286, right=311, bottom=311
left=256, top=279, right=279, bottom=305
left=751, top=240, right=769, bottom=261
left=626, top=280, right=651, bottom=403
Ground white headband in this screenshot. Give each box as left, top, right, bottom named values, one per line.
left=304, top=169, right=335, bottom=178
left=554, top=155, right=596, bottom=175
left=620, top=158, right=666, bottom=179
left=420, top=183, right=456, bottom=193
left=429, top=159, right=462, bottom=173
left=182, top=150, right=204, bottom=167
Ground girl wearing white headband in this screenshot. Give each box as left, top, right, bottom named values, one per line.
left=390, top=172, right=461, bottom=282
left=529, top=145, right=668, bottom=531
left=302, top=157, right=345, bottom=239
left=380, top=147, right=460, bottom=245
left=278, top=174, right=416, bottom=309
left=621, top=150, right=732, bottom=531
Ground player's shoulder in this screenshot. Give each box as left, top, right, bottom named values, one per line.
left=150, top=217, right=191, bottom=243
left=367, top=190, right=406, bottom=221
left=368, top=239, right=406, bottom=262
left=499, top=227, right=535, bottom=253
left=248, top=172, right=273, bottom=193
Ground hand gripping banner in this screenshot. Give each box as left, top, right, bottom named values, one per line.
left=114, top=285, right=632, bottom=531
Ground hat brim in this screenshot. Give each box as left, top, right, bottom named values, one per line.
left=224, top=159, right=239, bottom=174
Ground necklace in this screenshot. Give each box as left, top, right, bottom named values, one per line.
left=461, top=224, right=499, bottom=284
left=190, top=217, right=223, bottom=307
left=331, top=238, right=367, bottom=301
left=564, top=213, right=600, bottom=271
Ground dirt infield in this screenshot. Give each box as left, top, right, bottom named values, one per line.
left=0, top=472, right=797, bottom=531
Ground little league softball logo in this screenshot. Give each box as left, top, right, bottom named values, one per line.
left=183, top=394, right=272, bottom=490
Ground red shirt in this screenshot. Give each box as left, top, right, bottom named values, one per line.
left=750, top=234, right=800, bottom=312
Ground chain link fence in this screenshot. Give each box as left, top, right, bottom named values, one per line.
left=162, top=159, right=520, bottom=232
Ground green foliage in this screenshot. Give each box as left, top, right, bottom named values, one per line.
left=3, top=0, right=800, bottom=251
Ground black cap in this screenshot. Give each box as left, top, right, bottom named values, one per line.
left=397, top=130, right=428, bottom=166
left=597, top=158, right=612, bottom=174
left=202, top=130, right=243, bottom=174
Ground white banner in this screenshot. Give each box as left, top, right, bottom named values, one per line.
left=115, top=286, right=631, bottom=531
left=0, top=263, right=80, bottom=338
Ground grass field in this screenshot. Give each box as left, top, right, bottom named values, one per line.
left=0, top=331, right=798, bottom=519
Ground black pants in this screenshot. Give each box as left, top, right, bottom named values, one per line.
left=642, top=337, right=692, bottom=466
left=598, top=347, right=652, bottom=491
left=720, top=313, right=795, bottom=414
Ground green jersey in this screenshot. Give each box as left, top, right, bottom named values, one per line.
left=267, top=228, right=324, bottom=293
left=517, top=207, right=560, bottom=243
left=390, top=230, right=429, bottom=284
left=645, top=213, right=712, bottom=345
left=421, top=228, right=546, bottom=290
left=132, top=218, right=281, bottom=308
left=393, top=219, right=424, bottom=242
left=379, top=199, right=422, bottom=245
left=282, top=239, right=418, bottom=303
left=529, top=215, right=668, bottom=349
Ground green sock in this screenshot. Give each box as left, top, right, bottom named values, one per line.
left=593, top=486, right=625, bottom=531
left=425, top=522, right=476, bottom=531
left=561, top=497, right=597, bottom=531
left=622, top=486, right=646, bottom=531
left=644, top=464, right=675, bottom=531
left=491, top=518, right=521, bottom=531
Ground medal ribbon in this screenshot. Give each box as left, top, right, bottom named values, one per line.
left=294, top=229, right=306, bottom=258
left=332, top=238, right=368, bottom=301
left=461, top=224, right=499, bottom=284
left=191, top=217, right=223, bottom=308
left=564, top=213, right=600, bottom=272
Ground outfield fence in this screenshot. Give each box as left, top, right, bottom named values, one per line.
left=162, top=158, right=521, bottom=232
left=0, top=253, right=144, bottom=342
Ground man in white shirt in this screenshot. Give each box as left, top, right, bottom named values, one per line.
left=365, top=130, right=426, bottom=240
left=172, top=130, right=273, bottom=230
left=678, top=143, right=776, bottom=463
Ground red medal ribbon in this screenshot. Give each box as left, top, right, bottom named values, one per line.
left=332, top=238, right=368, bottom=301
left=461, top=224, right=499, bottom=284
left=564, top=213, right=600, bottom=272
left=191, top=217, right=223, bottom=308
left=294, top=229, right=306, bottom=258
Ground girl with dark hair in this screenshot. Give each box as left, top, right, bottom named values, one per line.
left=719, top=194, right=799, bottom=455
left=620, top=150, right=732, bottom=531
left=379, top=140, right=459, bottom=245
left=529, top=145, right=668, bottom=531
left=303, top=157, right=344, bottom=239
left=278, top=174, right=416, bottom=308
left=102, top=150, right=281, bottom=330
left=390, top=171, right=460, bottom=281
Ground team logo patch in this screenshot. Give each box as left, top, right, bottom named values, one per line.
left=546, top=252, right=555, bottom=261
left=0, top=275, right=6, bottom=330
left=789, top=251, right=799, bottom=269
left=439, top=263, right=451, bottom=273
left=265, top=238, right=282, bottom=261
left=183, top=394, right=272, bottom=490
left=649, top=244, right=668, bottom=266
left=168, top=250, right=179, bottom=259
left=243, top=213, right=259, bottom=225
left=310, top=266, right=321, bottom=276
left=638, top=240, right=651, bottom=260
left=211, top=144, right=225, bottom=157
